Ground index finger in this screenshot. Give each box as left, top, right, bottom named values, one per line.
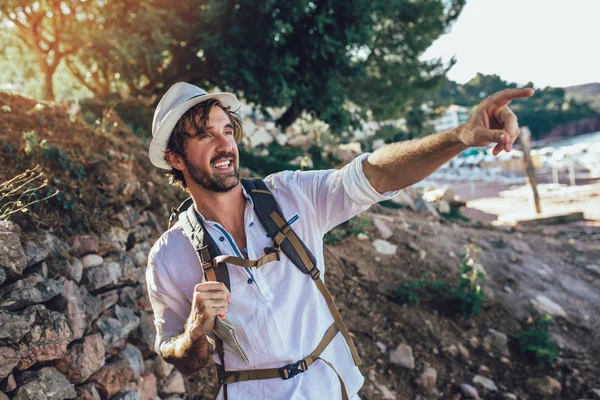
left=489, top=88, right=535, bottom=108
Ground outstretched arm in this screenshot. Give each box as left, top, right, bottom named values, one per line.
left=363, top=88, right=534, bottom=193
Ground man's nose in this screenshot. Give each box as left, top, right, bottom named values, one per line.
left=214, top=131, right=234, bottom=151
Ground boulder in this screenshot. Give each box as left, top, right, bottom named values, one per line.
left=472, top=374, right=498, bottom=393
left=55, top=333, right=106, bottom=384
left=389, top=343, right=414, bottom=369
left=99, top=226, right=128, bottom=255
left=88, top=357, right=135, bottom=399
left=82, top=261, right=123, bottom=292
left=482, top=329, right=510, bottom=357
left=22, top=239, right=49, bottom=268
left=247, top=127, right=273, bottom=148
left=526, top=376, right=562, bottom=398
left=531, top=295, right=567, bottom=318
left=117, top=344, right=145, bottom=380
left=0, top=346, right=19, bottom=380
left=15, top=367, right=76, bottom=399
left=414, top=197, right=440, bottom=218
left=112, top=392, right=141, bottom=400
left=72, top=234, right=100, bottom=256
left=96, top=305, right=140, bottom=354
left=17, top=305, right=72, bottom=370
left=135, top=311, right=156, bottom=357
left=372, top=217, right=393, bottom=240
left=146, top=355, right=174, bottom=380
left=96, top=289, right=120, bottom=312
left=0, top=308, right=35, bottom=344
left=139, top=371, right=158, bottom=400
left=275, top=133, right=287, bottom=146
left=373, top=240, right=397, bottom=256
left=159, top=369, right=186, bottom=395
left=74, top=383, right=101, bottom=400
left=287, top=135, right=312, bottom=149
left=81, top=254, right=104, bottom=269
left=0, top=274, right=63, bottom=311
left=52, top=278, right=87, bottom=340
left=0, top=231, right=27, bottom=277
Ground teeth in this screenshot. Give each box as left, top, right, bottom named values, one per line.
left=214, top=160, right=230, bottom=168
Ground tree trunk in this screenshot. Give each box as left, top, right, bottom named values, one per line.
left=276, top=101, right=303, bottom=131
left=41, top=68, right=55, bottom=101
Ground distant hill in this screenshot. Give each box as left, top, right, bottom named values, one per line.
left=564, top=83, right=600, bottom=112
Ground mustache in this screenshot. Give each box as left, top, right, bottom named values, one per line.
left=211, top=153, right=236, bottom=164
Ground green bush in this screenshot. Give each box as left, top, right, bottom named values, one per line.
left=324, top=228, right=346, bottom=245
left=395, top=273, right=430, bottom=305
left=514, top=315, right=560, bottom=367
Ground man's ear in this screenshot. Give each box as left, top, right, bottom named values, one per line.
left=165, top=149, right=185, bottom=171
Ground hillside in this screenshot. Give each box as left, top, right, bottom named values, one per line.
left=1, top=92, right=599, bottom=399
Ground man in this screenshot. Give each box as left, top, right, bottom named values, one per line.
left=147, top=82, right=533, bottom=399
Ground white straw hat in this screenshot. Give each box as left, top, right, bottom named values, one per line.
left=149, top=82, right=240, bottom=170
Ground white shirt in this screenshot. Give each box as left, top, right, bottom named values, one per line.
left=146, top=154, right=398, bottom=400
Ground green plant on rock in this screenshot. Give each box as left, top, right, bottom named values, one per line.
left=514, top=315, right=560, bottom=367
left=395, top=273, right=430, bottom=305
left=348, top=214, right=371, bottom=236
left=324, top=228, right=346, bottom=246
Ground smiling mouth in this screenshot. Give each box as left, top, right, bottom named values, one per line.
left=212, top=159, right=233, bottom=170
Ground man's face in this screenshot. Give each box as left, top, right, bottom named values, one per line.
left=181, top=106, right=240, bottom=192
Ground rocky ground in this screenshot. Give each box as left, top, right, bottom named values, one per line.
left=1, top=91, right=599, bottom=399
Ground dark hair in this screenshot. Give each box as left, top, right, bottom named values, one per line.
left=164, top=99, right=244, bottom=190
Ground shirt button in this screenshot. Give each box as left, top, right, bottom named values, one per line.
left=249, top=222, right=254, bottom=227
left=247, top=278, right=253, bottom=284
left=219, top=237, right=225, bottom=242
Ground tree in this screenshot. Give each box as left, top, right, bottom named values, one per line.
left=0, top=0, right=92, bottom=100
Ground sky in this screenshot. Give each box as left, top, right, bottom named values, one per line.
left=422, top=0, right=600, bottom=88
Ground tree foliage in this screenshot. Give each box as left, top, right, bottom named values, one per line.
left=1, top=0, right=465, bottom=131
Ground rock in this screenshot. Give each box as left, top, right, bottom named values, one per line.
left=82, top=261, right=122, bottom=292
left=389, top=343, right=414, bottom=369
left=376, top=341, right=387, bottom=352
left=22, top=240, right=49, bottom=267
left=72, top=234, right=100, bottom=256
left=478, top=365, right=491, bottom=378
left=81, top=254, right=104, bottom=269
left=89, top=357, right=135, bottom=399
left=159, top=369, right=185, bottom=395
left=96, top=289, right=120, bottom=312
left=118, top=286, right=138, bottom=309
left=0, top=274, right=63, bottom=311
left=17, top=305, right=72, bottom=370
left=390, top=190, right=416, bottom=210
left=83, top=292, right=103, bottom=331
left=436, top=199, right=451, bottom=214
left=406, top=242, right=420, bottom=252
left=75, top=383, right=101, bottom=400
left=469, top=336, right=480, bottom=349
left=126, top=242, right=151, bottom=267
left=0, top=308, right=34, bottom=344
left=526, top=376, right=562, bottom=398
left=473, top=374, right=498, bottom=392
left=356, top=233, right=369, bottom=241
left=372, top=217, right=393, bottom=240
left=0, top=268, right=5, bottom=286
left=147, top=355, right=174, bottom=379
left=585, top=264, right=600, bottom=277
left=0, top=220, right=20, bottom=233
left=50, top=278, right=88, bottom=340
left=0, top=231, right=27, bottom=277
left=112, top=392, right=141, bottom=400
left=445, top=344, right=459, bottom=357
left=414, top=197, right=439, bottom=217
left=482, top=329, right=510, bottom=357
left=418, top=367, right=437, bottom=389
left=47, top=257, right=82, bottom=282
left=1, top=372, right=17, bottom=392
left=247, top=127, right=273, bottom=148
left=501, top=393, right=517, bottom=400
left=531, top=295, right=567, bottom=318
left=373, top=240, right=397, bottom=256
left=99, top=227, right=128, bottom=255
left=139, top=371, right=157, bottom=400
left=275, top=133, right=287, bottom=146
left=0, top=392, right=7, bottom=400
left=0, top=346, right=19, bottom=380
left=15, top=367, right=76, bottom=399
left=55, top=333, right=105, bottom=384
left=459, top=383, right=481, bottom=399
left=458, top=343, right=470, bottom=359
left=510, top=239, right=531, bottom=254
left=135, top=311, right=156, bottom=357
left=117, top=344, right=145, bottom=380
left=287, top=135, right=312, bottom=149
left=96, top=305, right=140, bottom=354
left=372, top=382, right=396, bottom=400
left=117, top=205, right=143, bottom=230
left=589, top=388, right=600, bottom=400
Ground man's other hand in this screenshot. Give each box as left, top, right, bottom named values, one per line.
left=186, top=281, right=231, bottom=340
left=460, top=88, right=535, bottom=156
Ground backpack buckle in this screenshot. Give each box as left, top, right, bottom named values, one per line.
left=264, top=246, right=280, bottom=261
left=279, top=359, right=307, bottom=380
left=309, top=267, right=320, bottom=280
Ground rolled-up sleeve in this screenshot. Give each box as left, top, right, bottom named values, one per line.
left=340, top=153, right=400, bottom=205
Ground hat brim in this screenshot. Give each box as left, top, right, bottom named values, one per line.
left=149, top=92, right=241, bottom=170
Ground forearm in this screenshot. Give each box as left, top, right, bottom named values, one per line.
left=363, top=126, right=469, bottom=193
left=160, top=330, right=210, bottom=375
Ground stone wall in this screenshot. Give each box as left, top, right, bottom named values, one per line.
left=0, top=208, right=185, bottom=400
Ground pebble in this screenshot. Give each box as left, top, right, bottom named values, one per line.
left=389, top=344, right=414, bottom=369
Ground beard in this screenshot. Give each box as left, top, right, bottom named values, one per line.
left=184, top=152, right=240, bottom=193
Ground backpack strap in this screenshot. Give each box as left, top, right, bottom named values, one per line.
left=240, top=178, right=362, bottom=367
left=177, top=200, right=231, bottom=292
